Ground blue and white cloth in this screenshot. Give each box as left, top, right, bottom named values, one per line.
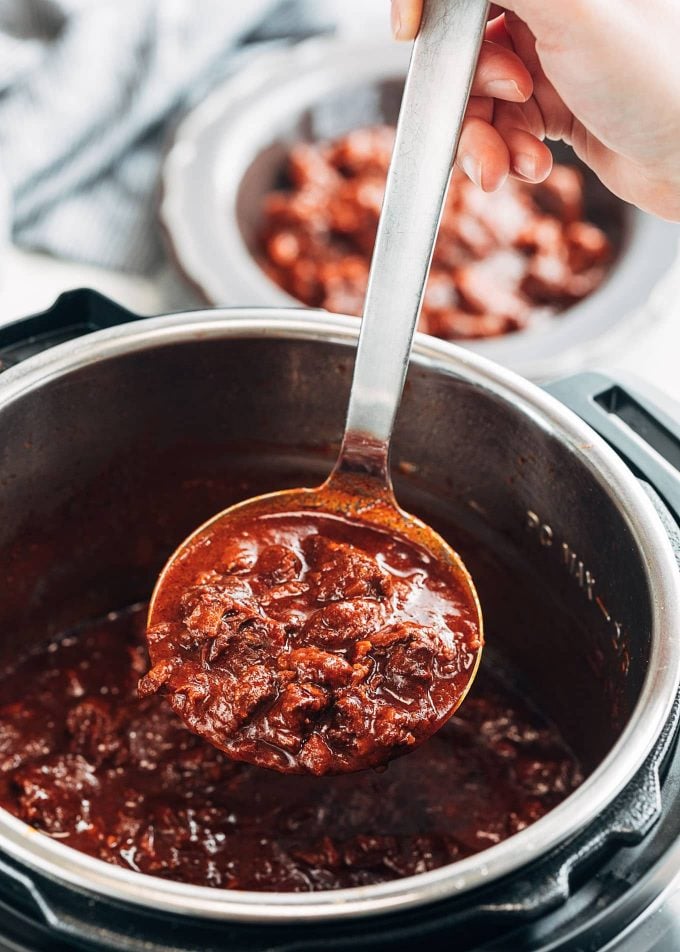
left=0, top=0, right=340, bottom=273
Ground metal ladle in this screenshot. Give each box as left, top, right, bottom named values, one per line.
left=149, top=0, right=489, bottom=760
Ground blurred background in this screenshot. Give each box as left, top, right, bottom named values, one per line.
left=1, top=0, right=679, bottom=394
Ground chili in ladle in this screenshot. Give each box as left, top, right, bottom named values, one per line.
left=142, top=0, right=488, bottom=775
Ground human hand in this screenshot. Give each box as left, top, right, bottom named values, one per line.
left=391, top=0, right=680, bottom=220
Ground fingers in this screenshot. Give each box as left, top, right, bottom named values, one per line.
left=501, top=126, right=553, bottom=182
left=456, top=113, right=511, bottom=192
left=390, top=2, right=534, bottom=109
left=391, top=0, right=423, bottom=40
left=391, top=0, right=554, bottom=191
left=456, top=99, right=552, bottom=191
left=471, top=40, right=533, bottom=102
left=456, top=121, right=550, bottom=191
left=493, top=97, right=547, bottom=145
left=392, top=1, right=507, bottom=39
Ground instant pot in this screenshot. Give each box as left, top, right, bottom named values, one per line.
left=0, top=289, right=679, bottom=951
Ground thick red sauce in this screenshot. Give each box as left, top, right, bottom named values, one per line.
left=0, top=606, right=581, bottom=891
left=142, top=512, right=481, bottom=775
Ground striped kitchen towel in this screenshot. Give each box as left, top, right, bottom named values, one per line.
left=0, top=0, right=337, bottom=274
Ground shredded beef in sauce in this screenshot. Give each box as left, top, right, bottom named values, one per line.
left=0, top=606, right=582, bottom=892
left=142, top=513, right=481, bottom=775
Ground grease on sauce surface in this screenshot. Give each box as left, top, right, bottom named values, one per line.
left=0, top=607, right=582, bottom=891
left=142, top=512, right=481, bottom=775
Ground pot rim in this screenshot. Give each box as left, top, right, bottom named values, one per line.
left=0, top=307, right=678, bottom=922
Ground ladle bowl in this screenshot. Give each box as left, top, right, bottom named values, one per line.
left=147, top=458, right=483, bottom=774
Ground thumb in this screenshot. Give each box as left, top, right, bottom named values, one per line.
left=391, top=0, right=425, bottom=40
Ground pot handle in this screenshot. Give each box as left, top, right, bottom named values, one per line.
left=0, top=288, right=142, bottom=371
left=544, top=371, right=680, bottom=527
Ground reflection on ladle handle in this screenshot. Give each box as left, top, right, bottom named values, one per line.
left=334, top=0, right=489, bottom=484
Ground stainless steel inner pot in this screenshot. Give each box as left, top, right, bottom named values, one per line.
left=0, top=308, right=678, bottom=923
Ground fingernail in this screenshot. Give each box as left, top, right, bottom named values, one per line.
left=461, top=154, right=482, bottom=188
left=485, top=79, right=524, bottom=101
left=391, top=0, right=402, bottom=38
left=513, top=153, right=538, bottom=180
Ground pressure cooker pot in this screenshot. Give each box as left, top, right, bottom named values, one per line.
left=0, top=290, right=678, bottom=952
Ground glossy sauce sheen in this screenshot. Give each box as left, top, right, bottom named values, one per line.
left=142, top=513, right=481, bottom=775
left=0, top=607, right=582, bottom=891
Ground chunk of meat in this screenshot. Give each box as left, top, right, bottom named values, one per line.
left=0, top=704, right=57, bottom=773
left=144, top=513, right=481, bottom=775
left=457, top=250, right=530, bottom=322
left=305, top=537, right=392, bottom=602
left=66, top=699, right=124, bottom=766
left=281, top=647, right=353, bottom=689
left=179, top=578, right=256, bottom=638
left=230, top=667, right=278, bottom=725
left=533, top=165, right=584, bottom=223
left=138, top=657, right=178, bottom=697
left=566, top=221, right=611, bottom=271
left=274, top=682, right=329, bottom=732
left=14, top=754, right=100, bottom=833
left=255, top=544, right=302, bottom=585
left=302, top=598, right=385, bottom=648
left=258, top=127, right=613, bottom=340
left=326, top=126, right=395, bottom=177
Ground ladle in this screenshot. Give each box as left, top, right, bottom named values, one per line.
left=146, top=0, right=489, bottom=774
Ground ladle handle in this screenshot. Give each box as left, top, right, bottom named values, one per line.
left=337, top=0, right=489, bottom=479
